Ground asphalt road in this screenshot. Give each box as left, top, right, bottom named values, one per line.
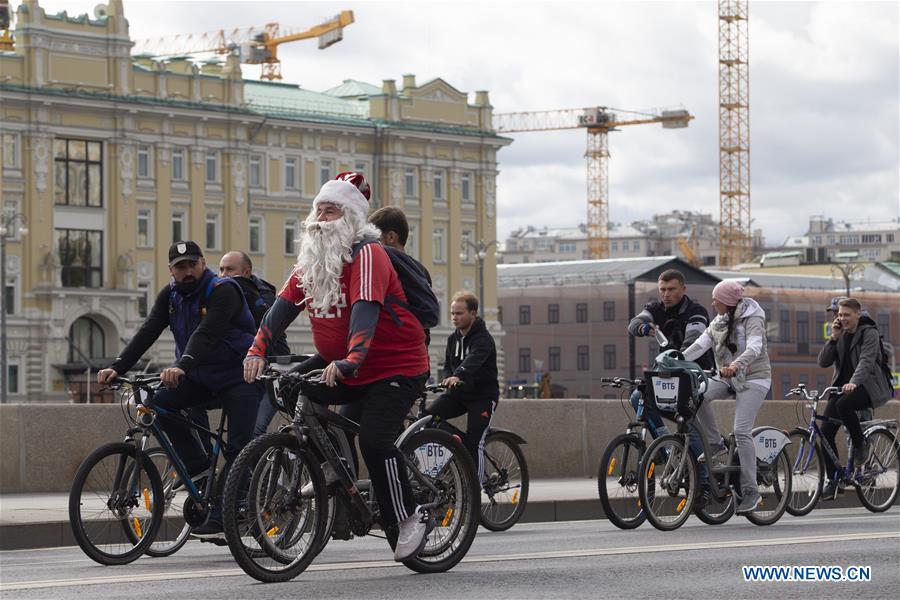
left=1, top=508, right=897, bottom=599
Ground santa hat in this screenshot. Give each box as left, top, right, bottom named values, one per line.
left=312, top=172, right=370, bottom=221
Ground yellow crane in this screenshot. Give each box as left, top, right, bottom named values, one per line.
left=132, top=10, right=354, bottom=81
left=493, top=106, right=693, bottom=259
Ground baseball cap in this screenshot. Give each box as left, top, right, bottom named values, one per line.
left=825, top=296, right=847, bottom=313
left=168, top=241, right=203, bottom=267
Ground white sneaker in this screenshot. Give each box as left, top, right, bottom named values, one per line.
left=393, top=506, right=432, bottom=562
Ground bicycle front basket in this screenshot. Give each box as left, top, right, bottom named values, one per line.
left=642, top=369, right=700, bottom=419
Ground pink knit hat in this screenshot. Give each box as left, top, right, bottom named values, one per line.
left=712, top=280, right=745, bottom=307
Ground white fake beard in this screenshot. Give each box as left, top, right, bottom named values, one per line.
left=295, top=216, right=356, bottom=312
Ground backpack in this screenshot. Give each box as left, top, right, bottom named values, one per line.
left=352, top=241, right=441, bottom=329
left=169, top=275, right=257, bottom=334
left=854, top=326, right=896, bottom=398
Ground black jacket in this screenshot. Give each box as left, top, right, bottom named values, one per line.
left=234, top=275, right=291, bottom=357
left=628, top=295, right=715, bottom=369
left=443, top=317, right=499, bottom=400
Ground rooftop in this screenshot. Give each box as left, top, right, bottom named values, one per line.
left=498, top=256, right=720, bottom=287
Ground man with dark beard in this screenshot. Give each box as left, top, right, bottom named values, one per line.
left=97, top=241, right=261, bottom=539
left=243, top=173, right=432, bottom=562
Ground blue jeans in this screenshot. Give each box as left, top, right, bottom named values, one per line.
left=631, top=389, right=708, bottom=483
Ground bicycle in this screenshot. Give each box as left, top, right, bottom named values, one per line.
left=636, top=352, right=793, bottom=531
left=785, top=384, right=900, bottom=516
left=409, top=384, right=529, bottom=532
left=68, top=375, right=232, bottom=564
left=221, top=366, right=481, bottom=583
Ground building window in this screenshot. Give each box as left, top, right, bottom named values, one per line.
left=548, top=346, right=561, bottom=371
left=461, top=172, right=472, bottom=203
left=137, top=208, right=153, bottom=248
left=603, top=301, right=615, bottom=322
left=433, top=227, right=446, bottom=263
left=249, top=154, right=263, bottom=188
left=137, top=281, right=151, bottom=318
left=877, top=313, right=891, bottom=342
left=205, top=213, right=221, bottom=251
left=780, top=309, right=791, bottom=342
left=577, top=345, right=590, bottom=371
left=284, top=157, right=299, bottom=190
left=2, top=132, right=20, bottom=168
left=4, top=276, right=16, bottom=315
left=57, top=229, right=103, bottom=288
left=137, top=145, right=152, bottom=179
left=781, top=374, right=792, bottom=398
left=284, top=219, right=298, bottom=255
left=320, top=159, right=333, bottom=186
left=796, top=311, right=810, bottom=342
left=249, top=216, right=262, bottom=253
left=816, top=312, right=826, bottom=343
left=171, top=147, right=186, bottom=181
left=6, top=362, right=19, bottom=394
left=54, top=139, right=103, bottom=207
left=816, top=374, right=827, bottom=392
left=172, top=212, right=186, bottom=243
left=576, top=303, right=588, bottom=323
left=205, top=150, right=219, bottom=183
left=404, top=168, right=416, bottom=197
left=518, top=348, right=531, bottom=373
left=548, top=303, right=559, bottom=324
left=519, top=305, right=531, bottom=325
left=560, top=241, right=576, bottom=253
left=604, top=344, right=617, bottom=370
left=68, top=316, right=105, bottom=363
left=460, top=229, right=474, bottom=263
left=433, top=169, right=445, bottom=200
left=407, top=224, right=418, bottom=260
left=611, top=241, right=618, bottom=253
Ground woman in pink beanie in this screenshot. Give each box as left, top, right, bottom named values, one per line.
left=682, top=279, right=772, bottom=517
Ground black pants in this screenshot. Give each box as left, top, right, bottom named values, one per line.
left=318, top=374, right=426, bottom=527
left=821, top=387, right=873, bottom=480
left=428, top=392, right=496, bottom=483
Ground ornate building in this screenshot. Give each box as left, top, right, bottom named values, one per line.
left=0, top=0, right=509, bottom=401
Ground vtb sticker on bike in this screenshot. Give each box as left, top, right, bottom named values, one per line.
left=415, top=443, right=451, bottom=477
left=753, top=429, right=790, bottom=464
left=651, top=376, right=679, bottom=411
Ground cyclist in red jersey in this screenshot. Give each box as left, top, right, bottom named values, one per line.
left=243, top=172, right=432, bottom=561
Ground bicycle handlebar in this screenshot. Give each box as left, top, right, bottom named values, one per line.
left=424, top=384, right=447, bottom=393
left=106, top=375, right=162, bottom=390
left=257, top=368, right=325, bottom=383
left=599, top=377, right=642, bottom=388
left=788, top=383, right=842, bottom=401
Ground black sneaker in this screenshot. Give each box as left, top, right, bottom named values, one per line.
left=191, top=519, right=224, bottom=539
left=695, top=484, right=712, bottom=510
left=821, top=480, right=845, bottom=500
left=852, top=441, right=871, bottom=466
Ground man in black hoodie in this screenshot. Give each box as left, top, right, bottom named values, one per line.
left=219, top=250, right=290, bottom=436
left=430, top=292, right=499, bottom=482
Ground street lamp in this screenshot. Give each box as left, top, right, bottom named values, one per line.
left=1, top=212, right=28, bottom=404
left=460, top=238, right=499, bottom=305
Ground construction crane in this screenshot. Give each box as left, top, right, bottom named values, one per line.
left=718, top=0, right=751, bottom=266
left=493, top=107, right=693, bottom=259
left=132, top=11, right=354, bottom=81
left=678, top=230, right=702, bottom=267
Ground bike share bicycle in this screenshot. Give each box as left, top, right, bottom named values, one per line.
left=68, top=375, right=238, bottom=564
left=636, top=351, right=793, bottom=531
left=220, top=361, right=481, bottom=583
left=409, top=383, right=529, bottom=532
left=785, top=383, right=899, bottom=516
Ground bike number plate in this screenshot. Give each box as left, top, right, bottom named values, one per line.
left=651, top=376, right=679, bottom=410
left=414, top=443, right=451, bottom=478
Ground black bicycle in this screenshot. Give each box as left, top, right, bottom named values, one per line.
left=221, top=365, right=481, bottom=583
left=68, top=375, right=233, bottom=564
left=409, top=384, right=529, bottom=532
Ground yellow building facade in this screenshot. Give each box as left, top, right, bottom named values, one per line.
left=0, top=0, right=509, bottom=401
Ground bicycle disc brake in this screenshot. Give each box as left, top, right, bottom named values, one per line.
left=183, top=496, right=209, bottom=527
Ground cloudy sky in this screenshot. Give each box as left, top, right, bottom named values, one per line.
left=31, top=0, right=900, bottom=246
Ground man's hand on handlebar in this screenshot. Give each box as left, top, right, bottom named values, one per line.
left=441, top=376, right=461, bottom=388
left=97, top=368, right=119, bottom=385
left=244, top=356, right=267, bottom=383
left=160, top=367, right=185, bottom=389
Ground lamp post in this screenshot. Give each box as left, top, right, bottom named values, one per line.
left=460, top=238, right=499, bottom=305
left=1, top=211, right=28, bottom=404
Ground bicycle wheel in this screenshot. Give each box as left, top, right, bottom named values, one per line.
left=785, top=428, right=824, bottom=517
left=69, top=442, right=164, bottom=565
left=745, top=447, right=792, bottom=526
left=856, top=429, right=899, bottom=512
left=222, top=432, right=327, bottom=583
left=121, top=448, right=193, bottom=557
left=597, top=434, right=646, bottom=529
left=480, top=433, right=529, bottom=531
left=638, top=435, right=696, bottom=531
left=694, top=490, right=735, bottom=525
left=400, top=429, right=480, bottom=573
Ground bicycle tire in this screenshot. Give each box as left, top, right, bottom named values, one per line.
left=785, top=427, right=824, bottom=517
left=222, top=432, right=327, bottom=583
left=638, top=434, right=696, bottom=532
left=479, top=432, right=529, bottom=532
left=400, top=429, right=480, bottom=573
left=69, top=442, right=164, bottom=565
left=856, top=429, right=899, bottom=512
left=693, top=491, right=735, bottom=525
left=122, top=447, right=192, bottom=557
left=745, top=446, right=792, bottom=526
left=597, top=434, right=646, bottom=530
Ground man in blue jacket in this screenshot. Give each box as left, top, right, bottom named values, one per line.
left=97, top=241, right=260, bottom=538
